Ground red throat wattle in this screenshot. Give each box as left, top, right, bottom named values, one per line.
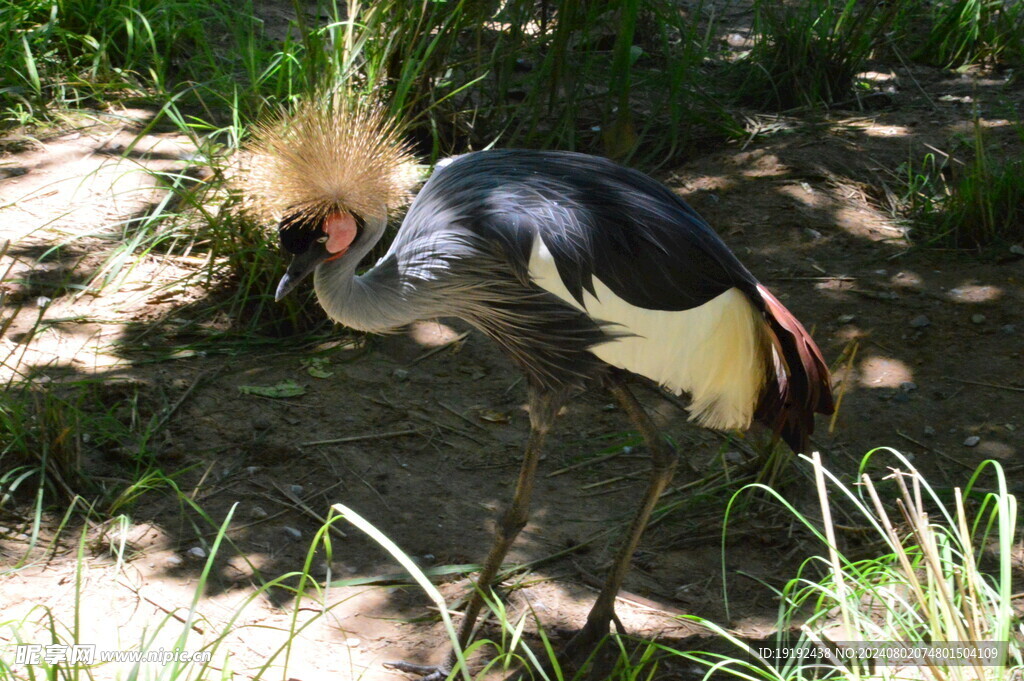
left=324, top=212, right=358, bottom=261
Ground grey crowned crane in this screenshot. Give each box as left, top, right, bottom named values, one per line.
left=242, top=97, right=834, bottom=679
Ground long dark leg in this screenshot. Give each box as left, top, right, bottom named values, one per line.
left=568, top=376, right=679, bottom=652
left=386, top=384, right=563, bottom=679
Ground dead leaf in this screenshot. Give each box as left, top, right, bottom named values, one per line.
left=238, top=380, right=306, bottom=398
left=478, top=409, right=510, bottom=424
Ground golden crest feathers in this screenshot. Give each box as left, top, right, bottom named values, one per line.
left=239, top=93, right=419, bottom=223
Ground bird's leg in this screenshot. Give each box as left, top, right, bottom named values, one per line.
left=565, top=377, right=679, bottom=656
left=386, top=385, right=563, bottom=680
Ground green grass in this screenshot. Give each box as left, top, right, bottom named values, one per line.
left=0, top=0, right=740, bottom=354
left=0, top=0, right=264, bottom=123
left=645, top=450, right=1023, bottom=681
left=333, top=450, right=1022, bottom=680
left=733, top=0, right=1024, bottom=111
left=0, top=376, right=175, bottom=513
left=0, top=503, right=344, bottom=681
left=2, top=447, right=1019, bottom=680
left=902, top=122, right=1024, bottom=249
left=734, top=0, right=902, bottom=110
left=911, top=0, right=1024, bottom=68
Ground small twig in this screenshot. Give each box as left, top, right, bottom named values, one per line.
left=504, top=375, right=524, bottom=395
left=272, top=482, right=348, bottom=539
left=343, top=464, right=393, bottom=512
left=152, top=367, right=221, bottom=435
left=457, top=460, right=519, bottom=471
left=118, top=580, right=205, bottom=634
left=188, top=460, right=218, bottom=501
left=946, top=377, right=1024, bottom=394
left=301, top=428, right=422, bottom=447
left=770, top=276, right=856, bottom=282
left=830, top=340, right=858, bottom=435
left=438, top=401, right=491, bottom=433
left=581, top=483, right=635, bottom=498
left=895, top=430, right=975, bottom=470
left=579, top=475, right=635, bottom=491
left=409, top=411, right=486, bottom=446
left=203, top=508, right=290, bottom=537
left=547, top=449, right=625, bottom=477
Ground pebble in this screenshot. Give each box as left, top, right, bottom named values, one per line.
left=245, top=466, right=260, bottom=476
left=923, top=425, right=936, bottom=437
left=392, top=368, right=409, bottom=381
left=899, top=381, right=917, bottom=391
left=963, top=436, right=981, bottom=447
left=803, top=228, right=823, bottom=240
left=724, top=451, right=744, bottom=463
left=343, top=638, right=361, bottom=648
left=1002, top=325, right=1017, bottom=335
left=187, top=546, right=207, bottom=560
left=1010, top=244, right=1024, bottom=256
left=909, top=315, right=930, bottom=328
left=837, top=314, right=856, bottom=324
left=893, top=392, right=910, bottom=404
left=971, top=314, right=986, bottom=324
left=289, top=484, right=304, bottom=496
left=165, top=554, right=184, bottom=568
left=283, top=526, right=302, bottom=540
left=252, top=416, right=272, bottom=431
left=251, top=505, right=268, bottom=519
left=726, top=33, right=749, bottom=47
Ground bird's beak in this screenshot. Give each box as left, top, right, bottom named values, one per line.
left=275, top=246, right=329, bottom=301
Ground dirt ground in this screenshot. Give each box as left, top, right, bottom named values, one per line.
left=2, top=28, right=1023, bottom=681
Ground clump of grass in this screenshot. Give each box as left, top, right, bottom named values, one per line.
left=83, top=158, right=328, bottom=340
left=0, top=365, right=179, bottom=513
left=912, top=0, right=1024, bottom=68
left=67, top=0, right=732, bottom=345
left=329, top=449, right=1022, bottom=680
left=1, top=496, right=448, bottom=681
left=736, top=0, right=901, bottom=110
left=663, top=449, right=1022, bottom=680
left=0, top=385, right=86, bottom=504
left=902, top=123, right=1024, bottom=249
left=0, top=0, right=265, bottom=124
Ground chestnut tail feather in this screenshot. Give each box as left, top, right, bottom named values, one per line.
left=754, top=284, right=834, bottom=452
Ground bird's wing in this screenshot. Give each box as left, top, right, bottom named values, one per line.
left=428, top=150, right=760, bottom=312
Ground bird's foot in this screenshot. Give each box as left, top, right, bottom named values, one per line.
left=382, top=660, right=451, bottom=681
left=560, top=617, right=612, bottom=665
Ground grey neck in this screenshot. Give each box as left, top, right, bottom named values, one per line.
left=313, top=214, right=429, bottom=332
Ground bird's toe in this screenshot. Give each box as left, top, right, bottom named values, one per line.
left=382, top=660, right=451, bottom=681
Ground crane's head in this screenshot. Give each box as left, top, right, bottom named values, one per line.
left=238, top=92, right=418, bottom=300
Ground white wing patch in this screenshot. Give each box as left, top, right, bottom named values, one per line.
left=528, top=237, right=768, bottom=430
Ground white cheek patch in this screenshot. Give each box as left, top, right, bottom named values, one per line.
left=528, top=237, right=767, bottom=430
left=325, top=212, right=358, bottom=254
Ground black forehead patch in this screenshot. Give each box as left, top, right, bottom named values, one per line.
left=278, top=213, right=321, bottom=255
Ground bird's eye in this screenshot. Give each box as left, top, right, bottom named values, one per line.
left=316, top=235, right=328, bottom=243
